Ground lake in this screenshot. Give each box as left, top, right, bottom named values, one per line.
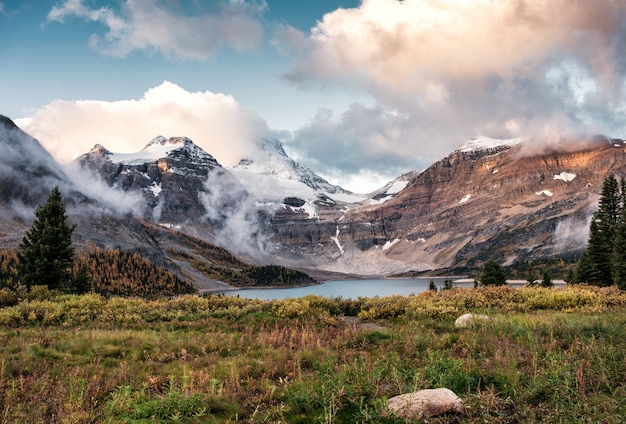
left=218, top=277, right=473, bottom=300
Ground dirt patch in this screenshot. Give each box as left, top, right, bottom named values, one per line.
left=341, top=316, right=388, bottom=331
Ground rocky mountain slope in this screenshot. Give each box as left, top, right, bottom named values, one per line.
left=272, top=136, right=626, bottom=274
left=75, top=136, right=222, bottom=223
left=71, top=130, right=626, bottom=275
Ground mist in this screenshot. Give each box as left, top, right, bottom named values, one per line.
left=199, top=168, right=275, bottom=259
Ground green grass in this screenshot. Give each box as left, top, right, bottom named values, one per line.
left=0, top=285, right=625, bottom=422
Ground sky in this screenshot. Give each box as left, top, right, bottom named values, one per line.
left=2, top=0, right=626, bottom=193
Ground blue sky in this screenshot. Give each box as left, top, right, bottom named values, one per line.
left=2, top=0, right=626, bottom=192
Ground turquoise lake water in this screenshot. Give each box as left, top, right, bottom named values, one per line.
left=219, top=277, right=473, bottom=300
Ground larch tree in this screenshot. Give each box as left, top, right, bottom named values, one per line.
left=17, top=186, right=76, bottom=291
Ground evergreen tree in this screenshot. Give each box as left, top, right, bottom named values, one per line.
left=526, top=269, right=537, bottom=286
left=540, top=269, right=553, bottom=287
left=429, top=280, right=437, bottom=292
left=574, top=249, right=600, bottom=284
left=69, top=262, right=93, bottom=294
left=586, top=174, right=621, bottom=286
left=613, top=177, right=626, bottom=289
left=479, top=258, right=507, bottom=286
left=17, top=186, right=76, bottom=291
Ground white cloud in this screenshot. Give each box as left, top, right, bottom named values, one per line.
left=47, top=0, right=266, bottom=59
left=0, top=2, right=5, bottom=14
left=16, top=81, right=270, bottom=167
left=287, top=0, right=625, bottom=99
left=276, top=0, right=626, bottom=186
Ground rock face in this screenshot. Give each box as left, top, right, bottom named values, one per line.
left=387, top=388, right=464, bottom=419
left=271, top=136, right=626, bottom=273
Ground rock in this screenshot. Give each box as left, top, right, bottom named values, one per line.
left=387, top=388, right=464, bottom=419
left=455, top=313, right=491, bottom=328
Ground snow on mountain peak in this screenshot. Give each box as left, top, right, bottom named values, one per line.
left=457, top=135, right=524, bottom=153
left=231, top=138, right=365, bottom=205
left=104, top=136, right=217, bottom=166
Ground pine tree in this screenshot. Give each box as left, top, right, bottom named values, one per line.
left=613, top=177, right=626, bottom=289
left=540, top=269, right=553, bottom=287
left=69, top=262, right=93, bottom=294
left=574, top=249, right=600, bottom=284
left=17, top=186, right=76, bottom=291
left=586, top=175, right=621, bottom=286
left=479, top=257, right=507, bottom=286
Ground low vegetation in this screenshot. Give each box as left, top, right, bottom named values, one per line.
left=1, top=285, right=625, bottom=423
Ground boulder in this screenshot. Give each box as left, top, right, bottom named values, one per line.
left=387, top=388, right=464, bottom=419
left=455, top=313, right=490, bottom=328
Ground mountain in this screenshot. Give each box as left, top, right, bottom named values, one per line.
left=271, top=135, right=626, bottom=274
left=231, top=138, right=364, bottom=217
left=75, top=136, right=223, bottom=223
left=0, top=116, right=195, bottom=275
left=0, top=114, right=74, bottom=207
left=5, top=113, right=626, bottom=280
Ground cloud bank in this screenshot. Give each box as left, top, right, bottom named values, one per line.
left=277, top=0, right=626, bottom=181
left=16, top=81, right=270, bottom=167
left=47, top=0, right=266, bottom=59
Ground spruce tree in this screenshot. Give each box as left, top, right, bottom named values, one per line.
left=574, top=250, right=599, bottom=284
left=17, top=186, right=76, bottom=291
left=540, top=269, right=553, bottom=287
left=586, top=174, right=621, bottom=286
left=613, top=177, right=626, bottom=289
left=479, top=257, right=507, bottom=286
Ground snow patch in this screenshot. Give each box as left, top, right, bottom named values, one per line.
left=288, top=201, right=318, bottom=218
left=330, top=225, right=344, bottom=255
left=554, top=172, right=576, bottom=182
left=385, top=180, right=408, bottom=195
left=149, top=182, right=162, bottom=196
left=108, top=136, right=185, bottom=165
left=158, top=223, right=181, bottom=230
left=492, top=169, right=499, bottom=174
left=536, top=190, right=553, bottom=197
left=382, top=238, right=401, bottom=251
left=457, top=135, right=524, bottom=153
left=459, top=194, right=471, bottom=204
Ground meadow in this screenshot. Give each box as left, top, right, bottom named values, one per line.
left=0, top=284, right=625, bottom=423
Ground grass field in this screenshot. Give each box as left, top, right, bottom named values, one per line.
left=0, top=285, right=625, bottom=423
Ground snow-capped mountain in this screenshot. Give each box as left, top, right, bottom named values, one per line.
left=5, top=113, right=626, bottom=278
left=75, top=136, right=223, bottom=223
left=232, top=139, right=364, bottom=199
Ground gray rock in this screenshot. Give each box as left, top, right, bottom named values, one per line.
left=387, top=388, right=464, bottom=419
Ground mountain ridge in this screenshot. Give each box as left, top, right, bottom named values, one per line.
left=3, top=113, right=626, bottom=282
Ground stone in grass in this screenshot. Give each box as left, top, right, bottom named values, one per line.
left=387, top=388, right=464, bottom=419
left=455, top=313, right=491, bottom=328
